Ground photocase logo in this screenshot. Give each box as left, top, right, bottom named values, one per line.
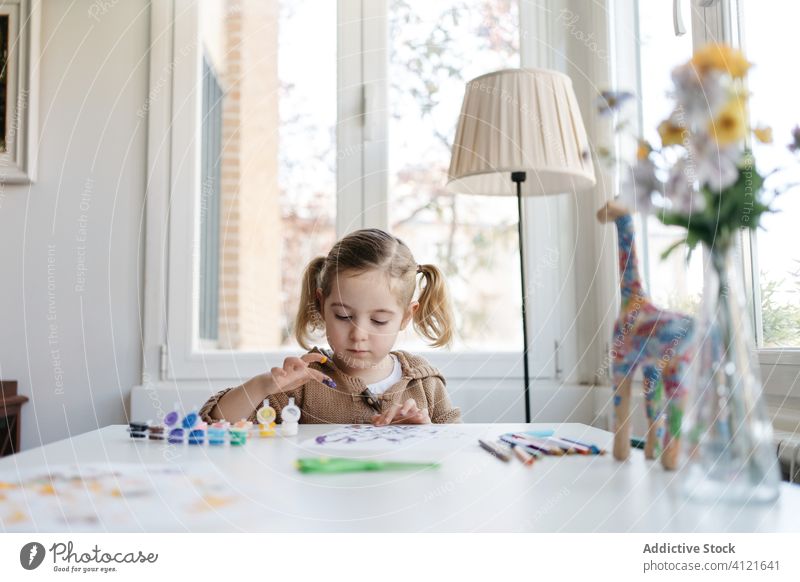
left=19, top=542, right=46, bottom=570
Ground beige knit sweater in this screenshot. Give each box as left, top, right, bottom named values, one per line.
left=198, top=346, right=462, bottom=425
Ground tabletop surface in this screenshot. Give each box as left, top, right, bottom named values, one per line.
left=1, top=423, right=798, bottom=533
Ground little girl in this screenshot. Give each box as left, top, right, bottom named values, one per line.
left=199, top=228, right=462, bottom=426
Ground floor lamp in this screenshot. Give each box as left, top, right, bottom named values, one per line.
left=446, top=68, right=596, bottom=422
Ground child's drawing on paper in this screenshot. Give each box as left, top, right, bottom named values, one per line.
left=308, top=424, right=469, bottom=450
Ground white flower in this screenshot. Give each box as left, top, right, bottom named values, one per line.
left=620, top=156, right=662, bottom=214
left=687, top=134, right=741, bottom=192
left=666, top=158, right=703, bottom=213
left=670, top=64, right=728, bottom=128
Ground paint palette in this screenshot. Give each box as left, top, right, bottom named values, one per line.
left=128, top=414, right=274, bottom=447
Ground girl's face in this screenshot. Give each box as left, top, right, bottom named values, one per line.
left=316, top=269, right=418, bottom=378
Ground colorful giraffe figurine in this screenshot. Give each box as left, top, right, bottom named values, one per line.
left=597, top=200, right=695, bottom=470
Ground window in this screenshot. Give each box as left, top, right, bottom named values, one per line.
left=195, top=0, right=336, bottom=353
left=165, top=0, right=339, bottom=378
left=387, top=0, right=522, bottom=352
left=739, top=0, right=800, bottom=349
left=199, top=55, right=222, bottom=345
left=159, top=0, right=559, bottom=381
left=633, top=0, right=704, bottom=315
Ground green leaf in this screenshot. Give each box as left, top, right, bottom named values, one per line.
left=660, top=239, right=686, bottom=260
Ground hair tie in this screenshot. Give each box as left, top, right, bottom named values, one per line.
left=416, top=264, right=423, bottom=274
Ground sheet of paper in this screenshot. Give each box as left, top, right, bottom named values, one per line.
left=301, top=424, right=472, bottom=452
left=0, top=462, right=252, bottom=532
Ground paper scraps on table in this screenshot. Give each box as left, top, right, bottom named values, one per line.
left=0, top=463, right=250, bottom=532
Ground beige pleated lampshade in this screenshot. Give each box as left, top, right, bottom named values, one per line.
left=447, top=68, right=596, bottom=196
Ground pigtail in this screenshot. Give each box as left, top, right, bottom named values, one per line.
left=414, top=263, right=455, bottom=348
left=294, top=256, right=326, bottom=350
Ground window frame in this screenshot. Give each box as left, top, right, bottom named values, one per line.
left=728, top=0, right=800, bottom=410
left=143, top=0, right=572, bottom=387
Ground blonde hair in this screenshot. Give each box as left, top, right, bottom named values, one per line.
left=294, top=228, right=455, bottom=350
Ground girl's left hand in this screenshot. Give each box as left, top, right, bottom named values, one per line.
left=372, top=398, right=431, bottom=426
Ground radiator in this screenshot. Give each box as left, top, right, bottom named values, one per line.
left=776, top=432, right=800, bottom=484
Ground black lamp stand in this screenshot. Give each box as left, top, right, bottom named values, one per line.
left=511, top=171, right=531, bottom=423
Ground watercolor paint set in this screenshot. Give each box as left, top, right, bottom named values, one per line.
left=127, top=397, right=302, bottom=446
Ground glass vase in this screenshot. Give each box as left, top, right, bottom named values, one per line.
left=680, top=244, right=781, bottom=504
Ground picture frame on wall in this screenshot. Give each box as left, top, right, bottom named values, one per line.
left=0, top=0, right=39, bottom=183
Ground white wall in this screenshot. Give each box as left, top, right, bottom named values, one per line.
left=0, top=0, right=150, bottom=450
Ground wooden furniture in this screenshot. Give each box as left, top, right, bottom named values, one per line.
left=0, top=381, right=28, bottom=456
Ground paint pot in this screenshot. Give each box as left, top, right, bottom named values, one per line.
left=188, top=430, right=204, bottom=445
left=188, top=422, right=207, bottom=445
left=164, top=411, right=180, bottom=427
left=256, top=400, right=276, bottom=425
left=182, top=412, right=199, bottom=430
left=280, top=422, right=298, bottom=437
left=148, top=425, right=165, bottom=441
left=280, top=397, right=301, bottom=437
left=255, top=400, right=277, bottom=437
left=229, top=427, right=248, bottom=446
left=207, top=425, right=227, bottom=446
left=257, top=423, right=275, bottom=437
left=128, top=422, right=149, bottom=439
left=168, top=427, right=185, bottom=444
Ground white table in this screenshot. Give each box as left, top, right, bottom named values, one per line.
left=1, top=423, right=798, bottom=532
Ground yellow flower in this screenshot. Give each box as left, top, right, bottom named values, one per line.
left=636, top=140, right=652, bottom=160
left=709, top=98, right=747, bottom=145
left=691, top=43, right=751, bottom=78
left=753, top=125, right=773, bottom=144
left=658, top=120, right=685, bottom=147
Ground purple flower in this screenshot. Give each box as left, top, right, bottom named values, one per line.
left=788, top=125, right=800, bottom=153
left=596, top=90, right=635, bottom=116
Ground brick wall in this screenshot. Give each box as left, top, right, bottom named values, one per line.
left=217, top=0, right=282, bottom=349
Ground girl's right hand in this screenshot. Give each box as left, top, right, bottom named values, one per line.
left=269, top=353, right=334, bottom=394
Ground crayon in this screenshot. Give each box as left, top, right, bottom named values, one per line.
left=478, top=439, right=512, bottom=462
left=511, top=434, right=564, bottom=456
left=499, top=435, right=544, bottom=457
left=560, top=437, right=605, bottom=455
left=511, top=444, right=536, bottom=466
left=545, top=436, right=590, bottom=455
